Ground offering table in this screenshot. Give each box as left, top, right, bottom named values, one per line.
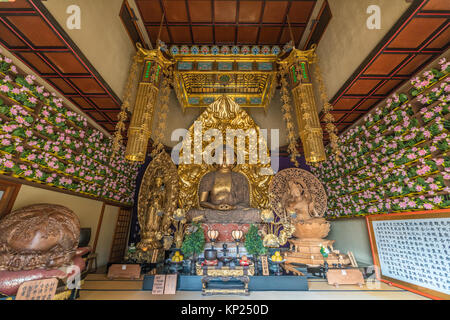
left=196, top=262, right=255, bottom=296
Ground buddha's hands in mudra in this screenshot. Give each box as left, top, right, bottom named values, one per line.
left=217, top=204, right=235, bottom=211
left=199, top=199, right=236, bottom=211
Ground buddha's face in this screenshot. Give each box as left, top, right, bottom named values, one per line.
left=217, top=148, right=235, bottom=170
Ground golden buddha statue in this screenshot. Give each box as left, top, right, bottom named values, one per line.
left=187, top=148, right=261, bottom=223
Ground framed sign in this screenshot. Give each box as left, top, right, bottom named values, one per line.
left=107, top=264, right=141, bottom=280
left=16, top=278, right=58, bottom=300
left=261, top=255, right=269, bottom=276
left=152, top=275, right=166, bottom=295
left=366, top=210, right=450, bottom=300
left=164, top=274, right=177, bottom=295
left=152, top=275, right=178, bottom=295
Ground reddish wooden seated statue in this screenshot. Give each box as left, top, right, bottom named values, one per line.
left=0, top=204, right=80, bottom=271
left=0, top=204, right=87, bottom=297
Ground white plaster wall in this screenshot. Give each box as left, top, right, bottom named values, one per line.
left=95, top=205, right=120, bottom=267
left=327, top=218, right=374, bottom=265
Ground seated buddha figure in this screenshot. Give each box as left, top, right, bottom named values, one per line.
left=187, top=148, right=261, bottom=224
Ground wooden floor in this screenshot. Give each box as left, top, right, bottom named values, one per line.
left=79, top=274, right=429, bottom=300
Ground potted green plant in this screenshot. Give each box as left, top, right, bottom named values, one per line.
left=244, top=224, right=267, bottom=275
left=181, top=223, right=205, bottom=275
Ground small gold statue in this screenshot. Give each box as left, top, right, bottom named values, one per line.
left=271, top=251, right=283, bottom=262
left=171, top=251, right=184, bottom=263
left=139, top=176, right=167, bottom=249
left=137, top=151, right=179, bottom=253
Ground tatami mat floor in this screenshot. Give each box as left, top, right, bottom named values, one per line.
left=79, top=274, right=428, bottom=300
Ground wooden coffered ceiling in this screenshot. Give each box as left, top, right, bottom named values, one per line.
left=135, top=0, right=317, bottom=46
left=0, top=0, right=122, bottom=134
left=322, top=0, right=449, bottom=142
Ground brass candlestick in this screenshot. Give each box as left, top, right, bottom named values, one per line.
left=231, top=230, right=244, bottom=259
left=207, top=229, right=219, bottom=250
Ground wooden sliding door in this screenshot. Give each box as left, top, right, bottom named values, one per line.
left=108, top=207, right=133, bottom=263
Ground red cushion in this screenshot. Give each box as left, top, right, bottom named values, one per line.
left=0, top=252, right=88, bottom=297
left=76, top=246, right=91, bottom=256
left=72, top=255, right=86, bottom=273
left=0, top=269, right=66, bottom=296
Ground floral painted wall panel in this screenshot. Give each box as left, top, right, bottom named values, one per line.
left=311, top=59, right=450, bottom=218
left=0, top=51, right=140, bottom=205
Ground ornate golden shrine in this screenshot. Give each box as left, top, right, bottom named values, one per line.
left=137, top=151, right=179, bottom=250
left=177, top=95, right=273, bottom=210
left=114, top=43, right=340, bottom=166
left=172, top=54, right=277, bottom=111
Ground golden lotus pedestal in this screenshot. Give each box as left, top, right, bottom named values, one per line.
left=286, top=239, right=351, bottom=267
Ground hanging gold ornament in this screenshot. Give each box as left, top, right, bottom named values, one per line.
left=112, top=50, right=142, bottom=157
left=313, top=59, right=342, bottom=162
left=151, top=66, right=173, bottom=158
left=125, top=43, right=173, bottom=162
left=278, top=46, right=326, bottom=164
left=279, top=65, right=300, bottom=167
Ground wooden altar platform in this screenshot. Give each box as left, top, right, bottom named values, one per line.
left=141, top=275, right=309, bottom=292
left=78, top=273, right=428, bottom=300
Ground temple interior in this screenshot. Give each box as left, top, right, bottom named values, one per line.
left=0, top=0, right=448, bottom=302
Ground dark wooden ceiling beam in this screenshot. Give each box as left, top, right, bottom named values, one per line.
left=41, top=74, right=92, bottom=78
left=329, top=110, right=369, bottom=114
left=320, top=121, right=354, bottom=125
left=65, top=93, right=114, bottom=98
left=0, top=10, right=36, bottom=16
left=276, top=0, right=292, bottom=45
left=359, top=75, right=410, bottom=80
left=255, top=0, right=266, bottom=44
left=340, top=94, right=387, bottom=99
left=235, top=0, right=240, bottom=45
left=384, top=48, right=442, bottom=54
left=158, top=0, right=173, bottom=45
left=211, top=0, right=215, bottom=44
left=298, top=0, right=318, bottom=48
left=30, top=0, right=121, bottom=104
left=185, top=0, right=194, bottom=45
left=0, top=0, right=124, bottom=135
left=143, top=22, right=307, bottom=27
left=416, top=11, right=450, bottom=17
left=7, top=47, right=71, bottom=52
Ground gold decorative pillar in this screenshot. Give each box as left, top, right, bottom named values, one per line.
left=278, top=47, right=326, bottom=164
left=125, top=44, right=173, bottom=162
